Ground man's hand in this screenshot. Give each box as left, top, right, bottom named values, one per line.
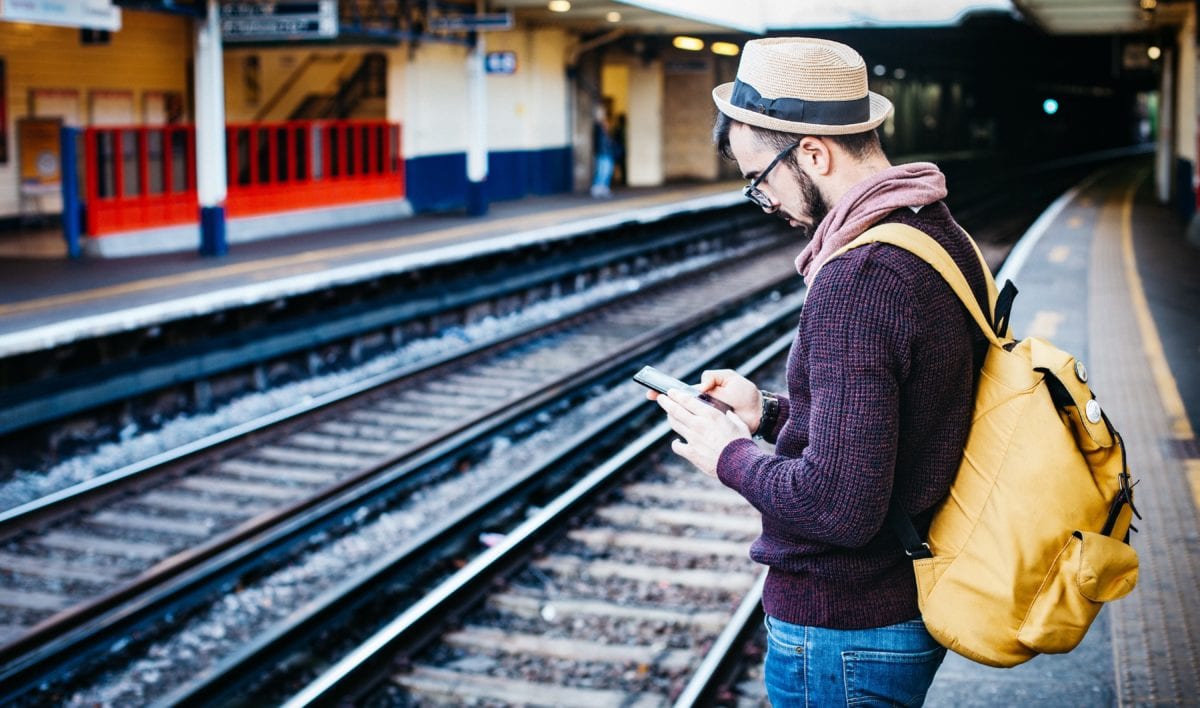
left=697, top=369, right=763, bottom=434
left=656, top=388, right=751, bottom=477
left=644, top=369, right=763, bottom=432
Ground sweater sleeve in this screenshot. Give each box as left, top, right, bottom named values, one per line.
left=716, top=253, right=917, bottom=548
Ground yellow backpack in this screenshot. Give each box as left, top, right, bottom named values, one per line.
left=835, top=223, right=1141, bottom=668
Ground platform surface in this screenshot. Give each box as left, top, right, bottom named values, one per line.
left=925, top=163, right=1200, bottom=706
left=0, top=182, right=742, bottom=356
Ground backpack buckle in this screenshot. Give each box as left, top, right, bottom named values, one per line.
left=906, top=543, right=933, bottom=560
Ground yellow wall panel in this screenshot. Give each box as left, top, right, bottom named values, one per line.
left=0, top=11, right=192, bottom=218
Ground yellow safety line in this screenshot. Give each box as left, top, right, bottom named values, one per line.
left=1187, top=460, right=1200, bottom=524
left=0, top=184, right=738, bottom=317
left=1120, top=175, right=1199, bottom=517
left=1120, top=179, right=1196, bottom=443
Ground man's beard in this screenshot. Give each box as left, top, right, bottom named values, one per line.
left=795, top=168, right=829, bottom=239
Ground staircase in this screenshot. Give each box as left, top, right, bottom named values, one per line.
left=289, top=53, right=388, bottom=120
left=254, top=52, right=387, bottom=123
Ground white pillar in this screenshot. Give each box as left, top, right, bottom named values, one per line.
left=1157, top=46, right=1175, bottom=205
left=466, top=31, right=488, bottom=215
left=626, top=58, right=664, bottom=187
left=1181, top=5, right=1200, bottom=246
left=195, top=0, right=229, bottom=255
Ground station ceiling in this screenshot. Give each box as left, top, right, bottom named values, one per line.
left=497, top=0, right=738, bottom=34
left=1012, top=0, right=1190, bottom=34
left=495, top=0, right=1190, bottom=37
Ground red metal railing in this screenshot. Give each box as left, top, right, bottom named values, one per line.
left=84, top=120, right=404, bottom=236
left=84, top=125, right=197, bottom=235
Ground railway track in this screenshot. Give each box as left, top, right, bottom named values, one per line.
left=0, top=205, right=772, bottom=473
left=0, top=238, right=804, bottom=705
left=276, top=334, right=794, bottom=708
left=388, top=457, right=765, bottom=707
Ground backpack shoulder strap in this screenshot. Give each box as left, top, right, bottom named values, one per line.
left=829, top=223, right=1004, bottom=347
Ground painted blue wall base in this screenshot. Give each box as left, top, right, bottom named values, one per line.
left=406, top=146, right=571, bottom=213
left=60, top=126, right=83, bottom=259
left=406, top=154, right=468, bottom=213
left=199, top=205, right=228, bottom=257
left=466, top=179, right=488, bottom=216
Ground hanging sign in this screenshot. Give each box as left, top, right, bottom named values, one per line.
left=0, top=0, right=121, bottom=31
left=221, top=0, right=338, bottom=41
left=429, top=11, right=512, bottom=32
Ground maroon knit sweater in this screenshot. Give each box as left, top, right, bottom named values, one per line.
left=716, top=202, right=989, bottom=629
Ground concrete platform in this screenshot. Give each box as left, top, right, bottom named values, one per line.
left=925, top=163, right=1200, bottom=706
left=0, top=182, right=742, bottom=358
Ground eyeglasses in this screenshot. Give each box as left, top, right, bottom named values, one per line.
left=743, top=141, right=800, bottom=210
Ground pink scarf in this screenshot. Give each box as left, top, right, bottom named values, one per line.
left=795, top=162, right=948, bottom=279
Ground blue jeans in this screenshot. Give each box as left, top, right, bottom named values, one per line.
left=592, top=153, right=614, bottom=190
left=763, top=615, right=946, bottom=707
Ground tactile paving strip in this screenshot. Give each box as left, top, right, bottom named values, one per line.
left=1089, top=169, right=1200, bottom=706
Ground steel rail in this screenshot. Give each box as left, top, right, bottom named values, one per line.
left=0, top=207, right=765, bottom=439
left=673, top=571, right=767, bottom=708
left=0, top=228, right=783, bottom=537
left=0, top=253, right=801, bottom=704
left=276, top=330, right=796, bottom=707
left=152, top=304, right=803, bottom=706
left=667, top=334, right=789, bottom=708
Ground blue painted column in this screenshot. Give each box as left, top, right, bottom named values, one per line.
left=465, top=30, right=489, bottom=216
left=59, top=126, right=82, bottom=259
left=195, top=0, right=229, bottom=256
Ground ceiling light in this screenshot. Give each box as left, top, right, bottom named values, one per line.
left=711, top=41, right=739, bottom=56
left=672, top=36, right=704, bottom=51
left=548, top=0, right=570, bottom=12
left=1148, top=45, right=1162, bottom=60
left=606, top=11, right=621, bottom=22
left=1140, top=0, right=1157, bottom=9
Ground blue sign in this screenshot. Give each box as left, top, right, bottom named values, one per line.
left=485, top=51, right=518, bottom=75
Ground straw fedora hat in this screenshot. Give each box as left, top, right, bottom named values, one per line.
left=712, top=37, right=892, bottom=136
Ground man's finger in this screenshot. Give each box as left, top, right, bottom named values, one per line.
left=659, top=404, right=701, bottom=441
left=655, top=391, right=694, bottom=420
left=666, top=388, right=719, bottom=418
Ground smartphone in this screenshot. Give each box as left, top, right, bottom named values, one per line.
left=633, top=365, right=732, bottom=413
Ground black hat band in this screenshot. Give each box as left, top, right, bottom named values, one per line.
left=730, top=79, right=870, bottom=125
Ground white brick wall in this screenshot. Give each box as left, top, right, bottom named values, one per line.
left=662, top=50, right=719, bottom=181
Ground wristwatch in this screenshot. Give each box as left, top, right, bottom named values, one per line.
left=754, top=390, right=780, bottom=440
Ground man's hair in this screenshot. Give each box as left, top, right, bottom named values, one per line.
left=713, top=110, right=881, bottom=171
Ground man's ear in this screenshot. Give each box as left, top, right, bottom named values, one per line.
left=796, top=136, right=833, bottom=176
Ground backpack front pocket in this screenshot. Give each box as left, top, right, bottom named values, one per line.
left=1016, top=530, right=1138, bottom=654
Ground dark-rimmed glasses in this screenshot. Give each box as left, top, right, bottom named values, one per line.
left=743, top=141, right=800, bottom=210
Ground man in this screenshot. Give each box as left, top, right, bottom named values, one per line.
left=591, top=104, right=616, bottom=198
left=650, top=37, right=990, bottom=705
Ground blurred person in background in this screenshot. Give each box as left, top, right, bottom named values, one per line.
left=591, top=104, right=616, bottom=198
